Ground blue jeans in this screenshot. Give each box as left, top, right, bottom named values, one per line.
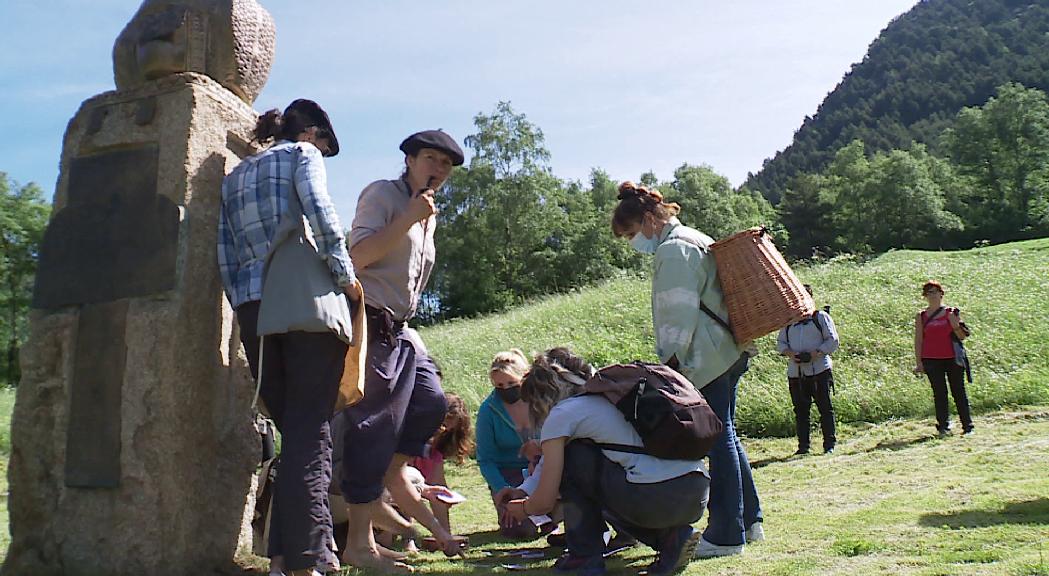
left=696, top=353, right=762, bottom=546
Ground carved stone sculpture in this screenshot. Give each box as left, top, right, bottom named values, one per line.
left=114, top=0, right=276, bottom=103
left=3, top=2, right=275, bottom=574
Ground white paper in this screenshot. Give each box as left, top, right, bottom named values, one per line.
left=529, top=514, right=552, bottom=525
left=433, top=487, right=467, bottom=505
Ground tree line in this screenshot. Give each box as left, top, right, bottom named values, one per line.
left=0, top=175, right=50, bottom=386
left=780, top=82, right=1049, bottom=258
left=745, top=0, right=1049, bottom=204
left=423, top=102, right=776, bottom=322
left=3, top=82, right=1048, bottom=382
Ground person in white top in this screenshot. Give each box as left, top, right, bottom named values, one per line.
left=501, top=348, right=708, bottom=576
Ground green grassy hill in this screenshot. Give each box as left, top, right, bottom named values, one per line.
left=423, top=238, right=1049, bottom=437
left=1, top=240, right=1048, bottom=574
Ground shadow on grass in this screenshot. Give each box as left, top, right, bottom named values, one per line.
left=919, top=498, right=1049, bottom=528
left=751, top=453, right=798, bottom=469
left=869, top=434, right=935, bottom=453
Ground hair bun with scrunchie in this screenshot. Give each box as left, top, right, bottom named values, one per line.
left=617, top=181, right=663, bottom=203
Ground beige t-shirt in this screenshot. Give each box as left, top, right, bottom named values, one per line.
left=349, top=179, right=436, bottom=322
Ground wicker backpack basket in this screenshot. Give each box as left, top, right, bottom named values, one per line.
left=709, top=227, right=814, bottom=343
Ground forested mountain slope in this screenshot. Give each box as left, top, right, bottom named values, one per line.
left=745, top=0, right=1049, bottom=203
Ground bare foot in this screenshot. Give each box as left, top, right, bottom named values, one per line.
left=343, top=547, right=415, bottom=574
left=376, top=542, right=409, bottom=561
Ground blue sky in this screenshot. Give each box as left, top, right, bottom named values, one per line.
left=1, top=1, right=917, bottom=219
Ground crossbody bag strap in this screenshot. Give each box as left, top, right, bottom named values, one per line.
left=922, top=306, right=945, bottom=328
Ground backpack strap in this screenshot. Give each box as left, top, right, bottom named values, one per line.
left=593, top=442, right=649, bottom=455
left=812, top=310, right=826, bottom=339
left=700, top=301, right=735, bottom=339
left=674, top=235, right=736, bottom=340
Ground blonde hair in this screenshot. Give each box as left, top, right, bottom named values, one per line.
left=489, top=348, right=530, bottom=380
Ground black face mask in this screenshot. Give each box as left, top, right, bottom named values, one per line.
left=496, top=385, right=522, bottom=404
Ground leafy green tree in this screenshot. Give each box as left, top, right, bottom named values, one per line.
left=433, top=103, right=574, bottom=318
left=944, top=82, right=1049, bottom=241
left=830, top=142, right=963, bottom=252
left=0, top=174, right=51, bottom=385
left=429, top=105, right=646, bottom=321
left=663, top=164, right=783, bottom=242
left=778, top=172, right=838, bottom=258
left=550, top=172, right=644, bottom=289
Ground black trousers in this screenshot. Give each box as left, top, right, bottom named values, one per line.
left=922, top=358, right=973, bottom=432
left=788, top=369, right=836, bottom=452
left=237, top=301, right=348, bottom=571
left=559, top=441, right=709, bottom=558
left=339, top=324, right=447, bottom=504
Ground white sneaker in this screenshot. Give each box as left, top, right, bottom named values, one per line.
left=745, top=522, right=765, bottom=543
left=693, top=536, right=744, bottom=559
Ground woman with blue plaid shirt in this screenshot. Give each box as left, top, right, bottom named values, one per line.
left=218, top=99, right=357, bottom=576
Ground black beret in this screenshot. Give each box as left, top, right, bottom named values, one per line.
left=399, top=130, right=464, bottom=166
left=285, top=99, right=340, bottom=157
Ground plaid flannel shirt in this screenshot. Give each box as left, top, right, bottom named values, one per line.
left=218, top=140, right=355, bottom=309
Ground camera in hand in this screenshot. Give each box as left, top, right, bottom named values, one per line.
left=796, top=351, right=812, bottom=362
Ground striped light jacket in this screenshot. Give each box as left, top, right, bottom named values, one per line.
left=651, top=219, right=744, bottom=389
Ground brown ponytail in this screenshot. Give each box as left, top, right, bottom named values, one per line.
left=520, top=347, right=593, bottom=429
left=611, top=181, right=681, bottom=237
left=253, top=107, right=314, bottom=146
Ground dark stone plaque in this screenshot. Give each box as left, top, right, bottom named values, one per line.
left=33, top=145, right=179, bottom=309
left=65, top=300, right=129, bottom=488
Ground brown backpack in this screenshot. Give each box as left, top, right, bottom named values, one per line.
left=583, top=362, right=723, bottom=460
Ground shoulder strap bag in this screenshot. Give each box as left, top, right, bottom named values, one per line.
left=257, top=182, right=354, bottom=342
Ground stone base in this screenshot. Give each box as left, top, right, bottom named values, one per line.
left=4, top=74, right=261, bottom=576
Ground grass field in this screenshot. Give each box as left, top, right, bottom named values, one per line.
left=233, top=409, right=1049, bottom=576
left=3, top=240, right=1048, bottom=574
left=423, top=238, right=1049, bottom=437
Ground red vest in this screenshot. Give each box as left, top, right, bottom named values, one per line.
left=921, top=308, right=955, bottom=359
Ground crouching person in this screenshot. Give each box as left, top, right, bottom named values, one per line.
left=502, top=348, right=708, bottom=576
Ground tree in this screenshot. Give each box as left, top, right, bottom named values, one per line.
left=663, top=164, right=782, bottom=242
left=428, top=105, right=647, bottom=321
left=830, top=142, right=963, bottom=253
left=433, top=103, right=572, bottom=318
left=944, top=82, right=1049, bottom=241
left=778, top=172, right=838, bottom=258
left=0, top=174, right=51, bottom=385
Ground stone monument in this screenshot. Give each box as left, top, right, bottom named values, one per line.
left=4, top=1, right=276, bottom=574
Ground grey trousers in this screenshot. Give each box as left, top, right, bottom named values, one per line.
left=238, top=301, right=347, bottom=571
left=560, top=440, right=709, bottom=557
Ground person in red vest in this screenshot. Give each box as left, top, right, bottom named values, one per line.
left=913, top=280, right=974, bottom=436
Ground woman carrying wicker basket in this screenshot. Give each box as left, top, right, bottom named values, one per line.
left=611, top=181, right=762, bottom=559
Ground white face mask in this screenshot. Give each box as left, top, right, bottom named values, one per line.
left=630, top=230, right=659, bottom=254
